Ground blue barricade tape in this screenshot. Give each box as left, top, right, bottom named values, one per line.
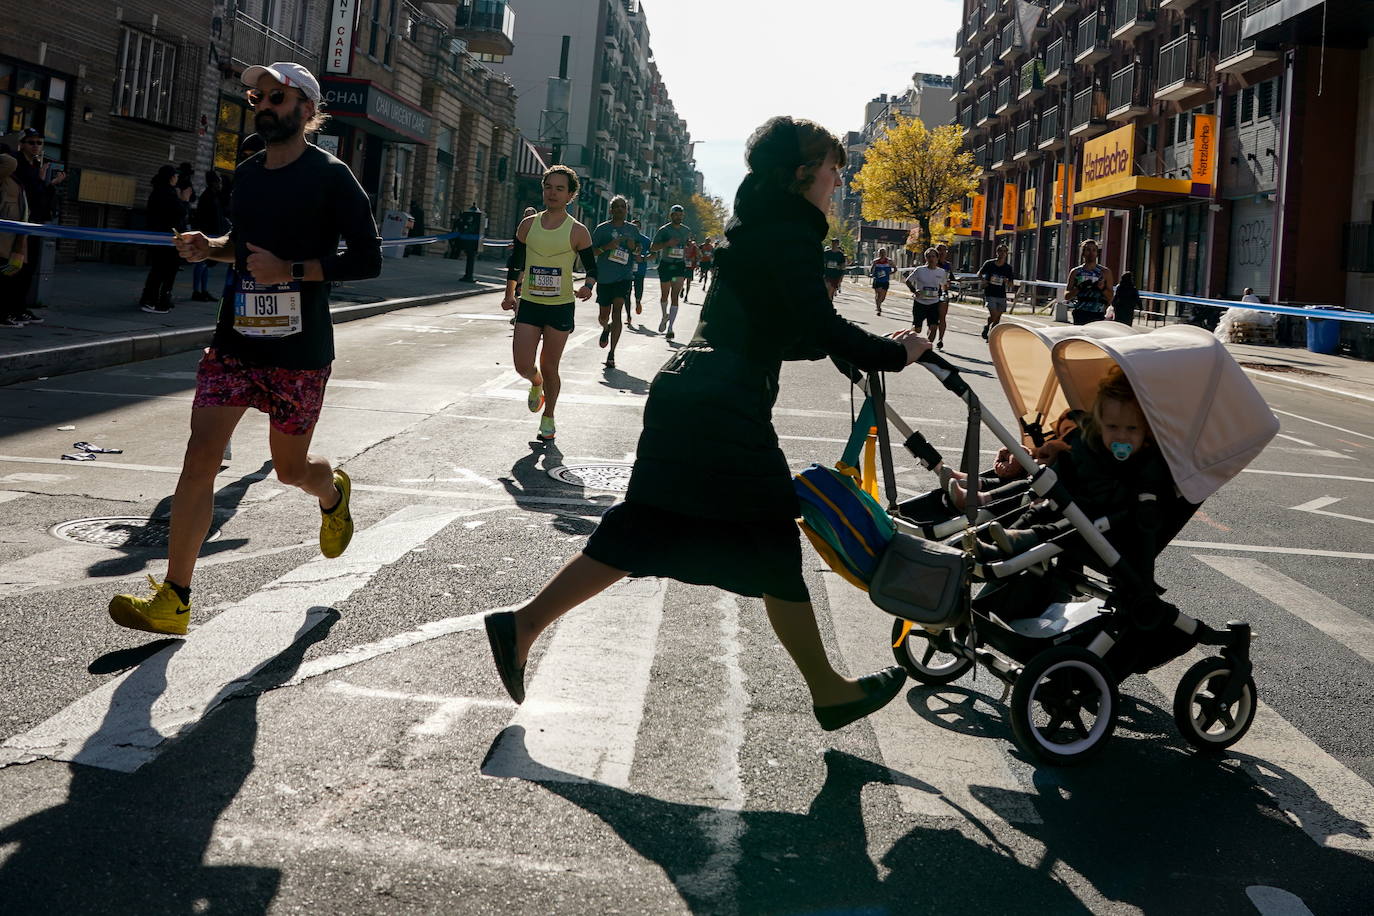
left=1020, top=278, right=1372, bottom=324
left=0, top=218, right=516, bottom=251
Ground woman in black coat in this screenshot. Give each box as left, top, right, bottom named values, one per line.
left=485, top=116, right=931, bottom=732
left=139, top=164, right=184, bottom=313
left=1112, top=270, right=1141, bottom=326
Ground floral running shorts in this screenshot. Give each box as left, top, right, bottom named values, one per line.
left=192, top=348, right=332, bottom=436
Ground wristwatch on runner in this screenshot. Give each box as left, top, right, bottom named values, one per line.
left=291, top=261, right=306, bottom=281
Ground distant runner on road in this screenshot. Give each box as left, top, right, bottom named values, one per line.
left=590, top=195, right=639, bottom=370
left=870, top=247, right=895, bottom=316
left=108, top=61, right=381, bottom=636
left=978, top=243, right=1016, bottom=340
left=650, top=204, right=692, bottom=340
left=630, top=218, right=652, bottom=323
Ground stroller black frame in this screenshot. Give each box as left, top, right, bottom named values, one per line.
left=864, top=352, right=1258, bottom=765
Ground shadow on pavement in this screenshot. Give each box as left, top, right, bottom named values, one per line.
left=485, top=717, right=1374, bottom=914
left=84, top=460, right=273, bottom=579
left=0, top=609, right=339, bottom=914
left=499, top=442, right=612, bottom=537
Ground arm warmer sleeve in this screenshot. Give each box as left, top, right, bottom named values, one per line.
left=578, top=246, right=598, bottom=280
left=506, top=238, right=526, bottom=282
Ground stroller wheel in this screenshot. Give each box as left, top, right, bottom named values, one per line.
left=1173, top=657, right=1257, bottom=753
left=890, top=620, right=974, bottom=685
left=1010, top=646, right=1118, bottom=766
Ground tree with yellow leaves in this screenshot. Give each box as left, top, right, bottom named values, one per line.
left=687, top=193, right=728, bottom=242
left=851, top=116, right=979, bottom=251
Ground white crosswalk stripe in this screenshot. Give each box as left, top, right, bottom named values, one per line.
left=0, top=504, right=468, bottom=773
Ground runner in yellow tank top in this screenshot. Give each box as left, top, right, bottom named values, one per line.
left=501, top=165, right=598, bottom=441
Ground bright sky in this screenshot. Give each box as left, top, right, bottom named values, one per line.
left=640, top=0, right=962, bottom=209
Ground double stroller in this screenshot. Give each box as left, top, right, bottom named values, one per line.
left=803, top=323, right=1279, bottom=765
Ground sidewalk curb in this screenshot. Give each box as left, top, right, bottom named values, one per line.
left=0, top=285, right=497, bottom=387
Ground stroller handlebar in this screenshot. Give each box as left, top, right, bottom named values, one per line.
left=915, top=349, right=969, bottom=396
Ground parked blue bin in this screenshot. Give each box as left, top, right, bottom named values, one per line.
left=1305, top=307, right=1344, bottom=355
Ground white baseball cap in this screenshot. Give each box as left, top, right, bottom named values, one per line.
left=669, top=204, right=685, bottom=213
left=241, top=62, right=321, bottom=102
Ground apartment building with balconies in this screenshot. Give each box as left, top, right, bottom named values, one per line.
left=485, top=0, right=696, bottom=228
left=949, top=0, right=1372, bottom=312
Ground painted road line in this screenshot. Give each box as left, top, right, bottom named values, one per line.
left=1195, top=555, right=1374, bottom=667
left=822, top=571, right=1040, bottom=824
left=482, top=577, right=668, bottom=788
left=1243, top=368, right=1374, bottom=406
left=1142, top=654, right=1374, bottom=853
left=1270, top=408, right=1374, bottom=443
left=282, top=610, right=496, bottom=687
left=0, top=539, right=319, bottom=600
left=1247, top=887, right=1316, bottom=916
left=0, top=504, right=466, bottom=773
left=0, top=491, right=27, bottom=505
left=1241, top=469, right=1374, bottom=484
left=16, top=387, right=434, bottom=417
left=1171, top=541, right=1374, bottom=562
left=675, top=595, right=748, bottom=910
left=1267, top=446, right=1354, bottom=461
left=324, top=681, right=512, bottom=736
left=1289, top=496, right=1374, bottom=526
left=0, top=456, right=615, bottom=510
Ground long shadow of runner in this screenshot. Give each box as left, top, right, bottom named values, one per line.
left=483, top=725, right=1087, bottom=915
left=85, top=460, right=274, bottom=578
left=0, top=609, right=339, bottom=913
left=499, top=442, right=614, bottom=537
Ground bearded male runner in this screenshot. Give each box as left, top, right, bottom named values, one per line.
left=108, top=62, right=381, bottom=634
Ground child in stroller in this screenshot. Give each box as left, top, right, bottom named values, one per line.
left=827, top=323, right=1279, bottom=765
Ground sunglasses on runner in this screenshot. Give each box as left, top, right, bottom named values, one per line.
left=245, top=88, right=301, bottom=108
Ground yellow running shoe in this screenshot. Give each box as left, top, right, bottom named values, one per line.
left=108, top=575, right=190, bottom=635
left=537, top=415, right=556, bottom=441
left=527, top=383, right=544, bottom=412
left=320, top=468, right=354, bottom=559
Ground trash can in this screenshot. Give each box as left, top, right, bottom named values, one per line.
left=1304, top=306, right=1345, bottom=355
left=380, top=209, right=412, bottom=260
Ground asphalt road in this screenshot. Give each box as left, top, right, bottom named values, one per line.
left=0, top=279, right=1370, bottom=914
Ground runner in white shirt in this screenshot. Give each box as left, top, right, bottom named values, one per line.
left=905, top=246, right=948, bottom=343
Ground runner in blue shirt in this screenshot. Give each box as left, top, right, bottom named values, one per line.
left=630, top=218, right=652, bottom=326
left=870, top=247, right=896, bottom=316
left=590, top=195, right=640, bottom=369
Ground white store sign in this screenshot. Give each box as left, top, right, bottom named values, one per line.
left=326, top=0, right=358, bottom=75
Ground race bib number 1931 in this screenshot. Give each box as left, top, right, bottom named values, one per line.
left=234, top=277, right=302, bottom=338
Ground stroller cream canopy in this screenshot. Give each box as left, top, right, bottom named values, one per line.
left=988, top=321, right=1138, bottom=446
left=1051, top=325, right=1280, bottom=504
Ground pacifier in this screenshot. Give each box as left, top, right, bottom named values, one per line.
left=1110, top=441, right=1134, bottom=462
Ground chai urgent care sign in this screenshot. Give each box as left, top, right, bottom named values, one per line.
left=1080, top=123, right=1135, bottom=197
left=327, top=0, right=359, bottom=75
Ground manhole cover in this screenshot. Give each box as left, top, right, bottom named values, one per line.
left=51, top=517, right=222, bottom=550
left=547, top=463, right=634, bottom=492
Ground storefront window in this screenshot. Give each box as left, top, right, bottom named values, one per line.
left=1158, top=203, right=1209, bottom=299
left=0, top=55, right=68, bottom=166
left=214, top=96, right=249, bottom=171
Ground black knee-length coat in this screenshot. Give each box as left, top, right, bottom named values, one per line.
left=624, top=189, right=908, bottom=522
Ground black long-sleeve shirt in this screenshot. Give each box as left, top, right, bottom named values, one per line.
left=211, top=145, right=381, bottom=369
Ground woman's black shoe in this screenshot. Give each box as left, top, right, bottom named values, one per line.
left=485, top=611, right=526, bottom=704
left=813, top=667, right=908, bottom=732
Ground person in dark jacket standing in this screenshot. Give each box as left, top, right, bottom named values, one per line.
left=140, top=165, right=184, bottom=313
left=190, top=171, right=228, bottom=301
left=1112, top=270, right=1140, bottom=326
left=485, top=115, right=932, bottom=733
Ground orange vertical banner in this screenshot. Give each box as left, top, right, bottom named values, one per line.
left=1001, top=183, right=1018, bottom=231
left=970, top=193, right=986, bottom=239
left=1191, top=113, right=1217, bottom=196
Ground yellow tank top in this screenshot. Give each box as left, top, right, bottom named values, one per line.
left=523, top=211, right=577, bottom=305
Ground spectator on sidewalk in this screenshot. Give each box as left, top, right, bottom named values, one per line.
left=190, top=171, right=228, bottom=301
left=0, top=151, right=40, bottom=327
left=1111, top=270, right=1140, bottom=326
left=12, top=128, right=65, bottom=312
left=140, top=165, right=184, bottom=314
left=405, top=198, right=426, bottom=257
left=1065, top=239, right=1114, bottom=326
left=456, top=203, right=482, bottom=281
